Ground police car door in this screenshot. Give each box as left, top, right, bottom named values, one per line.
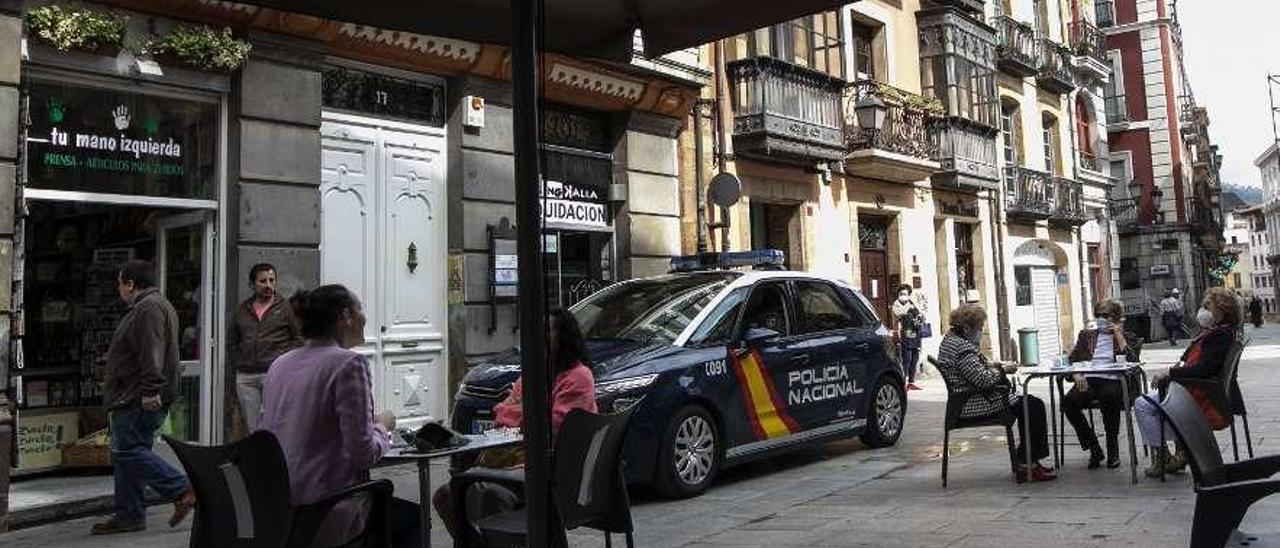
left=730, top=281, right=812, bottom=441
left=789, top=280, right=870, bottom=428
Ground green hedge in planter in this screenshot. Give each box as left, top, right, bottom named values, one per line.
left=143, top=25, right=251, bottom=72
left=27, top=4, right=128, bottom=53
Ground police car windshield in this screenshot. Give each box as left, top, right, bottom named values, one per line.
left=572, top=273, right=737, bottom=346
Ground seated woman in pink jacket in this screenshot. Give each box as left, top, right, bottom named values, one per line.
left=433, top=308, right=597, bottom=541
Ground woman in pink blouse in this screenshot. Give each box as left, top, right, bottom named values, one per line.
left=261, top=285, right=418, bottom=548
left=433, top=308, right=597, bottom=541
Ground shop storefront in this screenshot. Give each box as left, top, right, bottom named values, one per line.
left=541, top=108, right=616, bottom=308
left=11, top=75, right=223, bottom=473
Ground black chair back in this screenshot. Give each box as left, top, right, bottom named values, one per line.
left=931, top=356, right=1009, bottom=429
left=1147, top=384, right=1226, bottom=487
left=552, top=408, right=635, bottom=535
left=164, top=431, right=296, bottom=548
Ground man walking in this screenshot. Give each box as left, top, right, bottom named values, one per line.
left=1159, top=288, right=1184, bottom=347
left=94, top=260, right=194, bottom=534
left=229, top=263, right=302, bottom=433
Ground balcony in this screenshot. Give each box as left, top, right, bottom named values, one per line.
left=929, top=117, right=1001, bottom=192
left=1070, top=21, right=1107, bottom=64
left=1078, top=150, right=1102, bottom=173
left=926, top=0, right=986, bottom=14
left=1096, top=0, right=1115, bottom=28
left=1005, top=166, right=1055, bottom=221
left=1105, top=93, right=1128, bottom=124
left=844, top=80, right=942, bottom=183
left=726, top=56, right=847, bottom=164
left=1050, top=177, right=1090, bottom=227
left=1037, top=39, right=1075, bottom=94
left=994, top=16, right=1040, bottom=77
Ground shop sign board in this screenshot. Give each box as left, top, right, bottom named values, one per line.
left=26, top=81, right=219, bottom=200
left=16, top=410, right=79, bottom=471
left=542, top=180, right=609, bottom=231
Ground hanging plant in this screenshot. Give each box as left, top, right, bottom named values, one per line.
left=26, top=4, right=128, bottom=54
left=143, top=25, right=251, bottom=72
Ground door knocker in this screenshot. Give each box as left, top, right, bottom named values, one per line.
left=407, top=242, right=419, bottom=273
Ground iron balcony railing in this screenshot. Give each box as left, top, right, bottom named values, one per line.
left=1005, top=165, right=1055, bottom=219
left=1051, top=177, right=1089, bottom=226
left=1096, top=0, right=1115, bottom=28
left=929, top=117, right=1001, bottom=187
left=845, top=80, right=938, bottom=160
left=1105, top=93, right=1128, bottom=123
left=994, top=15, right=1040, bottom=76
left=1069, top=21, right=1107, bottom=64
left=1037, top=38, right=1075, bottom=93
left=726, top=56, right=846, bottom=162
left=1078, top=150, right=1101, bottom=173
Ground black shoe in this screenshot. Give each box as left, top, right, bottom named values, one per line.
left=1107, top=454, right=1122, bottom=469
left=91, top=518, right=146, bottom=535
left=1087, top=444, right=1105, bottom=469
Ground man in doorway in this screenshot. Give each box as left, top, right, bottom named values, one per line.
left=94, top=260, right=195, bottom=534
left=1159, top=288, right=1184, bottom=347
left=229, top=263, right=302, bottom=433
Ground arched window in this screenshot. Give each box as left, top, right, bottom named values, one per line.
left=1076, top=95, right=1095, bottom=171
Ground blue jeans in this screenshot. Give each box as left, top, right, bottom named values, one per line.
left=900, top=343, right=920, bottom=383
left=109, top=406, right=189, bottom=523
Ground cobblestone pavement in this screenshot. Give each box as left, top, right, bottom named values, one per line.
left=4, top=322, right=1279, bottom=547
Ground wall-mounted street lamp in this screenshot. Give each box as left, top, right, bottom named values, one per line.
left=855, top=93, right=887, bottom=133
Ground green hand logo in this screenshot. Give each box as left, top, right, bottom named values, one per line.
left=48, top=99, right=65, bottom=124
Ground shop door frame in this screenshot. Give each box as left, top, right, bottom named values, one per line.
left=155, top=211, right=216, bottom=442
left=20, top=68, right=229, bottom=443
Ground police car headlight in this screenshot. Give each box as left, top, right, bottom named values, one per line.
left=595, top=374, right=659, bottom=397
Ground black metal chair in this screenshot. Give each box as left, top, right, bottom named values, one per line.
left=449, top=407, right=636, bottom=548
left=930, top=356, right=1020, bottom=488
left=1144, top=383, right=1280, bottom=548
left=164, top=431, right=393, bottom=548
left=1172, top=337, right=1252, bottom=460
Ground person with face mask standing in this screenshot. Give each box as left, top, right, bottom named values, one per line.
left=936, top=304, right=1056, bottom=482
left=229, top=263, right=303, bottom=433
left=1133, top=287, right=1242, bottom=478
left=892, top=285, right=924, bottom=390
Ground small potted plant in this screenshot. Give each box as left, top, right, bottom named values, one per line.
left=26, top=4, right=128, bottom=55
left=142, top=24, right=251, bottom=73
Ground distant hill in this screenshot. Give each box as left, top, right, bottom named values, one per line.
left=1223, top=183, right=1264, bottom=206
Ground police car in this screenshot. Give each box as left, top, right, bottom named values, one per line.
left=453, top=250, right=905, bottom=498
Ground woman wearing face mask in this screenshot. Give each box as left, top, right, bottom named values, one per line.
left=936, top=304, right=1056, bottom=482
left=1133, top=287, right=1241, bottom=478
left=891, top=284, right=924, bottom=390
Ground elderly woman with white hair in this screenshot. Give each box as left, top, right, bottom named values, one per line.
left=936, top=304, right=1057, bottom=483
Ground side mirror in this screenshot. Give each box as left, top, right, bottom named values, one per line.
left=742, top=327, right=781, bottom=348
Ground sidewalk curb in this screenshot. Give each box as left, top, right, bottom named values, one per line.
left=10, top=493, right=165, bottom=531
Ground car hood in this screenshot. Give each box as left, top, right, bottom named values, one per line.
left=460, top=339, right=683, bottom=389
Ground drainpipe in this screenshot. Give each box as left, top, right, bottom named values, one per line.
left=988, top=188, right=1013, bottom=360
left=693, top=99, right=709, bottom=253
left=713, top=40, right=732, bottom=252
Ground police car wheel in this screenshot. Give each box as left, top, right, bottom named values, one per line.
left=860, top=376, right=905, bottom=448
left=655, top=405, right=720, bottom=498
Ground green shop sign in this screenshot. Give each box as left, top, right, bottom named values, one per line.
left=26, top=81, right=218, bottom=200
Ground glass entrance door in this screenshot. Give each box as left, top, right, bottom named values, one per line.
left=544, top=230, right=614, bottom=308
left=155, top=211, right=213, bottom=442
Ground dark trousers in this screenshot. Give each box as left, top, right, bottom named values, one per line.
left=1163, top=313, right=1181, bottom=344
left=900, top=343, right=920, bottom=383
left=108, top=406, right=189, bottom=523
left=1011, top=395, right=1051, bottom=462
left=1061, top=377, right=1123, bottom=457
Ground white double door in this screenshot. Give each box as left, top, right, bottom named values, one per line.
left=320, top=112, right=447, bottom=427
left=1029, top=267, right=1062, bottom=365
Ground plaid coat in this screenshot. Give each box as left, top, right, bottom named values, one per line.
left=936, top=331, right=1016, bottom=418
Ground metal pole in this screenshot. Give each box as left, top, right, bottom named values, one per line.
left=694, top=100, right=708, bottom=253
left=511, top=0, right=554, bottom=545
left=714, top=40, right=732, bottom=252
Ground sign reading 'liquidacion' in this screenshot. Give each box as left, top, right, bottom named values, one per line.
left=26, top=81, right=218, bottom=200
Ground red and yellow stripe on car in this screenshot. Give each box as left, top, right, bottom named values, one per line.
left=730, top=349, right=799, bottom=440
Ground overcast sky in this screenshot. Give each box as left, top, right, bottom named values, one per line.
left=1176, top=0, right=1280, bottom=188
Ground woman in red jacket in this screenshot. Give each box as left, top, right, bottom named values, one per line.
left=432, top=308, right=597, bottom=540
left=1134, top=287, right=1240, bottom=478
